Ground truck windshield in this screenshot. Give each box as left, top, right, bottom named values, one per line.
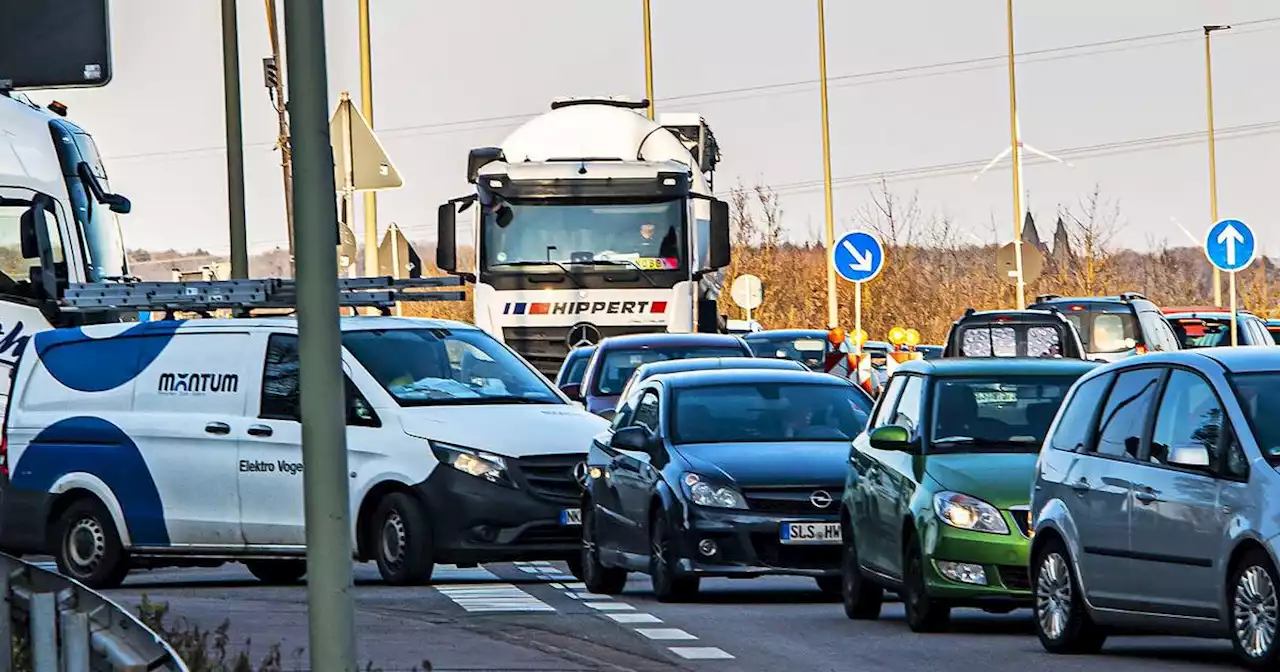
left=53, top=125, right=128, bottom=282
left=482, top=198, right=685, bottom=272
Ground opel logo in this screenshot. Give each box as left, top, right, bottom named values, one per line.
left=572, top=462, right=589, bottom=489
left=566, top=322, right=602, bottom=348
left=809, top=490, right=833, bottom=509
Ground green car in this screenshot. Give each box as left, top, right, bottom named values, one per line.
left=838, top=358, right=1097, bottom=632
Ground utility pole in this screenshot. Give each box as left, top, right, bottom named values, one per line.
left=265, top=0, right=296, bottom=275
left=280, top=1, right=357, bottom=670
left=358, top=0, right=378, bottom=278
left=221, top=0, right=248, bottom=279
left=1204, top=24, right=1229, bottom=307
left=642, top=0, right=655, bottom=119
left=817, top=0, right=837, bottom=328
left=1005, top=0, right=1027, bottom=309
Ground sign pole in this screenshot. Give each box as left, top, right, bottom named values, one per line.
left=854, top=282, right=863, bottom=356
left=1230, top=269, right=1238, bottom=346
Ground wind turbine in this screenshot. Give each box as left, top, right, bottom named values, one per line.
left=972, top=116, right=1074, bottom=202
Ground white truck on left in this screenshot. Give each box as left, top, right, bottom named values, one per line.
left=0, top=91, right=134, bottom=401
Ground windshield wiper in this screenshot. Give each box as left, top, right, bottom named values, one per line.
left=933, top=436, right=1040, bottom=446
left=489, top=261, right=584, bottom=288
left=577, top=259, right=659, bottom=287
left=403, top=396, right=557, bottom=406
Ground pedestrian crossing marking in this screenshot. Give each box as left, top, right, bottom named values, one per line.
left=435, top=583, right=554, bottom=612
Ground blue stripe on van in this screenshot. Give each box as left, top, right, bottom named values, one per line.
left=12, top=416, right=170, bottom=546
left=33, top=320, right=185, bottom=393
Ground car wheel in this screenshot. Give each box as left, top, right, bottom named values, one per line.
left=902, top=539, right=949, bottom=632
left=1032, top=537, right=1106, bottom=654
left=1230, top=549, right=1280, bottom=670
left=372, top=492, right=435, bottom=586
left=841, top=536, right=883, bottom=620
left=581, top=504, right=627, bottom=595
left=245, top=559, right=307, bottom=585
left=53, top=498, right=129, bottom=590
left=650, top=515, right=699, bottom=602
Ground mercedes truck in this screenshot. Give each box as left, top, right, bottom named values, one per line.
left=435, top=97, right=732, bottom=378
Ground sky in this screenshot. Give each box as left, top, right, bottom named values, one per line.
left=35, top=0, right=1280, bottom=262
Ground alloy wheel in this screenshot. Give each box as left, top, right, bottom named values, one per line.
left=1234, top=565, right=1279, bottom=659
left=1036, top=551, right=1072, bottom=641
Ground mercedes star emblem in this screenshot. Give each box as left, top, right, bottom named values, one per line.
left=573, top=462, right=589, bottom=489
left=566, top=323, right=602, bottom=348
left=809, top=490, right=833, bottom=509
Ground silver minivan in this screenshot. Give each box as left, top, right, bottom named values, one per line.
left=1029, top=348, right=1280, bottom=669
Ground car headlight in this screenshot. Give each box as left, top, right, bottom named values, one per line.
left=932, top=492, right=1009, bottom=535
left=682, top=473, right=746, bottom=509
left=430, top=441, right=510, bottom=486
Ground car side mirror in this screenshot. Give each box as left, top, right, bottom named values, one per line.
left=559, top=382, right=582, bottom=401
left=1168, top=444, right=1210, bottom=469
left=610, top=425, right=654, bottom=452
left=869, top=425, right=915, bottom=452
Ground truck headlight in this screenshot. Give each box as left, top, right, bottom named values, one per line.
left=430, top=441, right=510, bottom=486
left=933, top=492, right=1009, bottom=534
left=682, top=473, right=746, bottom=509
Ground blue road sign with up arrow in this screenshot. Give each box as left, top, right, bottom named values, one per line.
left=1204, top=218, right=1256, bottom=272
left=832, top=231, right=885, bottom=283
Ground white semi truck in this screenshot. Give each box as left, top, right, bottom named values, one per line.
left=0, top=91, right=133, bottom=362
left=435, top=97, right=733, bottom=377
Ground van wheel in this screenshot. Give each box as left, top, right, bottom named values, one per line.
left=372, top=492, right=435, bottom=586
left=1229, top=549, right=1280, bottom=669
left=53, top=498, right=129, bottom=590
left=245, top=559, right=306, bottom=585
left=1032, top=538, right=1106, bottom=654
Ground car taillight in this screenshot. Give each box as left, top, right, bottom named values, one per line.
left=1135, top=344, right=1147, bottom=355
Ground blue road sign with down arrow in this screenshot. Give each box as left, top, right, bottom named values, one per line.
left=1204, top=218, right=1256, bottom=272
left=832, top=231, right=885, bottom=283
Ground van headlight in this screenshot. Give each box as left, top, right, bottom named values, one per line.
left=430, top=441, right=510, bottom=486
left=933, top=492, right=1009, bottom=534
left=682, top=473, right=746, bottom=509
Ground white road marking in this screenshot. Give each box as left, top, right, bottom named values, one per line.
left=635, top=628, right=697, bottom=641
left=432, top=564, right=500, bottom=582
left=435, top=583, right=555, bottom=612
left=669, top=647, right=735, bottom=660
left=606, top=612, right=662, bottom=624
left=560, top=582, right=586, bottom=590
left=564, top=591, right=613, bottom=600
left=31, top=562, right=57, bottom=571
left=585, top=601, right=636, bottom=611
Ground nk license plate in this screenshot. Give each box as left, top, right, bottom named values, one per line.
left=560, top=508, right=582, bottom=526
left=780, top=522, right=841, bottom=544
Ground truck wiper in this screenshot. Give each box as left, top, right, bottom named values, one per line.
left=579, top=259, right=658, bottom=287
left=489, top=261, right=584, bottom=288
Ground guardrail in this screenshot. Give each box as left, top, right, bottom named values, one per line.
left=1, top=553, right=187, bottom=671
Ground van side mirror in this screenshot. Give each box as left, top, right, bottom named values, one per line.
left=708, top=199, right=731, bottom=269
left=559, top=382, right=582, bottom=401
left=436, top=203, right=457, bottom=273
left=869, top=425, right=915, bottom=452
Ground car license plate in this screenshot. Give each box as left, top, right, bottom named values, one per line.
left=780, top=522, right=841, bottom=544
left=560, top=508, right=582, bottom=526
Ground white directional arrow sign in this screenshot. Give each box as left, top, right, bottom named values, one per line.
left=1204, top=218, right=1256, bottom=273
left=1216, top=224, right=1245, bottom=266
left=842, top=239, right=873, bottom=272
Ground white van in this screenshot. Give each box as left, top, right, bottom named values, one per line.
left=0, top=316, right=608, bottom=589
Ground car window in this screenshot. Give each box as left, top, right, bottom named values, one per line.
left=1140, top=312, right=1177, bottom=351
left=1148, top=370, right=1223, bottom=469
left=930, top=375, right=1079, bottom=452
left=592, top=346, right=748, bottom=395
left=958, top=324, right=1064, bottom=358
left=746, top=336, right=828, bottom=370
left=1048, top=374, right=1112, bottom=452
left=669, top=382, right=871, bottom=444
left=632, top=390, right=660, bottom=432
left=260, top=333, right=377, bottom=425
left=1229, top=372, right=1280, bottom=465
left=611, top=396, right=636, bottom=431
left=890, top=375, right=925, bottom=434
left=1093, top=368, right=1163, bottom=459
left=870, top=375, right=906, bottom=428
left=559, top=351, right=591, bottom=386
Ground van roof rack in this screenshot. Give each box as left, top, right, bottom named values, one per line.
left=58, top=276, right=464, bottom=316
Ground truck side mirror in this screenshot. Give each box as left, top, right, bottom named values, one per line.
left=21, top=196, right=61, bottom=300
left=708, top=198, right=731, bottom=269
left=436, top=203, right=457, bottom=273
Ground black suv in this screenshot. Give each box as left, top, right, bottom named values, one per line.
left=942, top=309, right=1086, bottom=359
left=1027, top=293, right=1180, bottom=362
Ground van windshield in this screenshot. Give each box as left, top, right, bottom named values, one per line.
left=343, top=328, right=561, bottom=406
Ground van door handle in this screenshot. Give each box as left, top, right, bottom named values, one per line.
left=247, top=425, right=273, bottom=437
left=205, top=422, right=231, bottom=435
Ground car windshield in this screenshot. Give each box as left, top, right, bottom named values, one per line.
left=746, top=336, right=829, bottom=370
left=343, top=328, right=561, bottom=406
left=930, top=376, right=1079, bottom=453
left=593, top=346, right=747, bottom=395
left=1170, top=318, right=1231, bottom=348
left=1049, top=305, right=1138, bottom=354
left=671, top=382, right=872, bottom=444
left=958, top=324, right=1065, bottom=358
left=483, top=198, right=685, bottom=272
left=1230, top=372, right=1280, bottom=464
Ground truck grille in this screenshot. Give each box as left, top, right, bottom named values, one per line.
left=514, top=453, right=587, bottom=505
left=743, top=486, right=844, bottom=516
left=502, top=325, right=667, bottom=379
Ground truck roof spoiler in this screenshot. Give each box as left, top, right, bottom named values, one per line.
left=57, top=277, right=464, bottom=318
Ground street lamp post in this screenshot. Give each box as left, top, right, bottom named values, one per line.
left=1005, top=0, right=1027, bottom=310
left=642, top=0, right=655, bottom=119
left=1204, top=24, right=1230, bottom=307
left=817, top=0, right=837, bottom=329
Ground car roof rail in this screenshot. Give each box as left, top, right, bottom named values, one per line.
left=1118, top=291, right=1147, bottom=302
left=57, top=276, right=465, bottom=319
left=1034, top=293, right=1060, bottom=303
